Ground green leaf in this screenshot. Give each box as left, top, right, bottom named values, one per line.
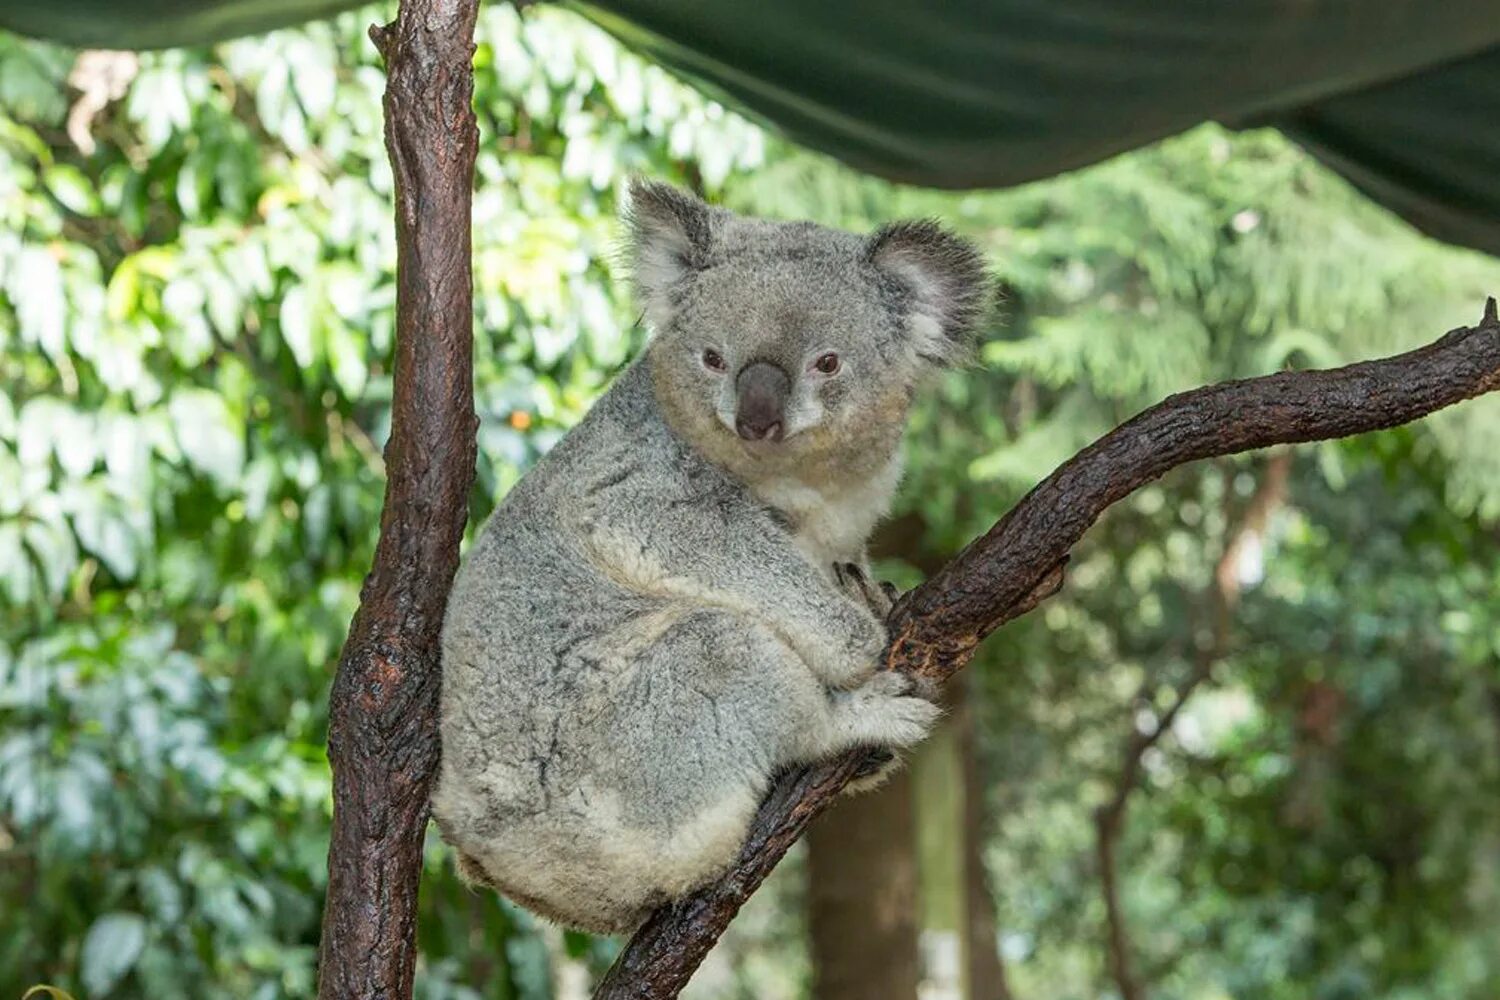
left=127, top=66, right=192, bottom=153
left=23, top=513, right=78, bottom=598
left=106, top=255, right=142, bottom=322
left=175, top=154, right=204, bottom=219
left=0, top=42, right=68, bottom=120
left=80, top=912, right=147, bottom=996
left=167, top=389, right=244, bottom=488
left=279, top=285, right=319, bottom=370
left=325, top=319, right=368, bottom=399
left=53, top=408, right=99, bottom=479
left=44, top=164, right=100, bottom=216
left=17, top=398, right=61, bottom=469
left=101, top=412, right=151, bottom=493
left=563, top=928, right=592, bottom=959
left=0, top=522, right=33, bottom=603
left=72, top=499, right=139, bottom=580
left=162, top=281, right=214, bottom=367
left=9, top=247, right=66, bottom=359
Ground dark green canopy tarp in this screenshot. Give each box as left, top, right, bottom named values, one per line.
left=5, top=0, right=1499, bottom=255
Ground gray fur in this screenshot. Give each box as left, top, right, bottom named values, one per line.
left=432, top=180, right=990, bottom=933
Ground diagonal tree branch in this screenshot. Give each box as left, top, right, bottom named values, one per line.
left=316, top=1, right=480, bottom=997
left=595, top=301, right=1500, bottom=999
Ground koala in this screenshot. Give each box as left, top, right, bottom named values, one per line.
left=431, top=179, right=989, bottom=934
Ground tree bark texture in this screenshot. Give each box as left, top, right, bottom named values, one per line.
left=316, top=2, right=480, bottom=998
left=807, top=769, right=921, bottom=1000
left=594, top=303, right=1500, bottom=999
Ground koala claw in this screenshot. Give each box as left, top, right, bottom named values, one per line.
left=833, top=562, right=901, bottom=618
left=851, top=747, right=896, bottom=778
left=862, top=669, right=914, bottom=697
left=842, top=747, right=901, bottom=794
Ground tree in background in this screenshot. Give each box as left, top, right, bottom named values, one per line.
left=3, top=6, right=1499, bottom=1000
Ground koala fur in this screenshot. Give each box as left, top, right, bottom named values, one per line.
left=431, top=180, right=989, bottom=934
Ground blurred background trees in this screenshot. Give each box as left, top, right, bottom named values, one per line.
left=2, top=4, right=1498, bottom=998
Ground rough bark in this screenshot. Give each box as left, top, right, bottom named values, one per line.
left=594, top=303, right=1500, bottom=999
left=315, top=2, right=480, bottom=998
left=807, top=769, right=921, bottom=1000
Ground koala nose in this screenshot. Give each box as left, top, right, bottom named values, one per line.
left=737, top=415, right=783, bottom=442
left=735, top=361, right=790, bottom=442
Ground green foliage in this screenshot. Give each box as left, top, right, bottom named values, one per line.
left=0, top=6, right=760, bottom=997
left=726, top=89, right=1500, bottom=1000
left=3, top=5, right=1499, bottom=1000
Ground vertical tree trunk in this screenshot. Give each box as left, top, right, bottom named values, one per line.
left=807, top=769, right=921, bottom=1000
left=316, top=1, right=480, bottom=997
left=914, top=690, right=965, bottom=1000
left=1094, top=807, right=1142, bottom=1000
left=955, top=676, right=1012, bottom=1000
left=914, top=673, right=1014, bottom=1000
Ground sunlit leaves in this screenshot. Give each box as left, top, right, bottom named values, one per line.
left=124, top=56, right=206, bottom=154
left=168, top=390, right=245, bottom=487
left=0, top=4, right=777, bottom=996
left=7, top=247, right=66, bottom=359
left=0, top=42, right=70, bottom=121
left=79, top=913, right=148, bottom=997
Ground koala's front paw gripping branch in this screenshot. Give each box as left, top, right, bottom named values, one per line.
left=594, top=300, right=1500, bottom=1000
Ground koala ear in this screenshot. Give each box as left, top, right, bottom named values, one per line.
left=865, top=220, right=989, bottom=365
left=625, top=178, right=714, bottom=331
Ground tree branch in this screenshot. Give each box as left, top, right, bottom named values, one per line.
left=595, top=303, right=1500, bottom=999
left=316, top=1, right=480, bottom=997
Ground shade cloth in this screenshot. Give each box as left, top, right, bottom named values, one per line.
left=5, top=0, right=1497, bottom=254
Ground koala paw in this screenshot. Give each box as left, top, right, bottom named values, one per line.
left=857, top=668, right=916, bottom=698
left=832, top=562, right=902, bottom=619
left=837, top=670, right=941, bottom=750
left=842, top=748, right=901, bottom=795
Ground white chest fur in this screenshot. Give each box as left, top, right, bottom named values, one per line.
left=752, top=451, right=905, bottom=569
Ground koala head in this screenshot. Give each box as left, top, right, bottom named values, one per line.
left=627, top=179, right=990, bottom=486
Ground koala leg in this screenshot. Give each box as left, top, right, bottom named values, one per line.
left=831, top=594, right=944, bottom=790
left=774, top=561, right=902, bottom=696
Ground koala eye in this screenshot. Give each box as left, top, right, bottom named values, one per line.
left=812, top=352, right=841, bottom=375
left=702, top=348, right=727, bottom=373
